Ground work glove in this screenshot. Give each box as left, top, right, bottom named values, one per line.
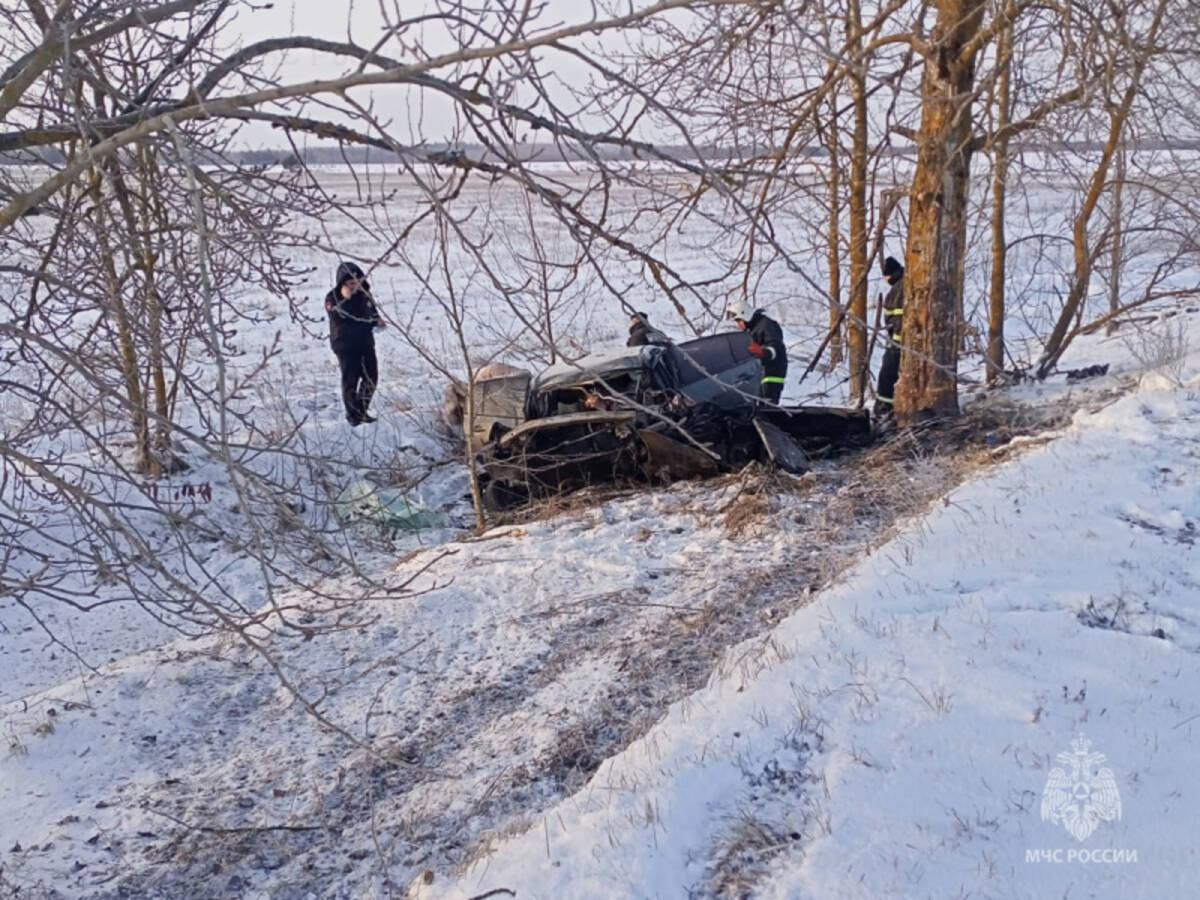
left=747, top=341, right=765, bottom=359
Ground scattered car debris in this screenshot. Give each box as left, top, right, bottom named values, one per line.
left=336, top=480, right=450, bottom=532
left=1065, top=363, right=1110, bottom=381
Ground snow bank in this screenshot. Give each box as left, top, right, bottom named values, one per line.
left=444, top=332, right=1200, bottom=899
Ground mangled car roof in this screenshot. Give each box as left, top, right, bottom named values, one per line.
left=531, top=344, right=665, bottom=392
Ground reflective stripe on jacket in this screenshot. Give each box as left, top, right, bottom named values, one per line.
left=747, top=311, right=787, bottom=379
left=883, top=275, right=904, bottom=344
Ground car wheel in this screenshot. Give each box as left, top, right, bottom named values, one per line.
left=484, top=479, right=529, bottom=512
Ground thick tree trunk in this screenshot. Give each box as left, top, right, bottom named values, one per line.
left=896, top=0, right=986, bottom=423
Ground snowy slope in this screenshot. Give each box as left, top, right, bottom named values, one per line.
left=1, top=314, right=1192, bottom=899
left=1, top=308, right=1195, bottom=899
left=3, top=159, right=1198, bottom=897
left=442, top=323, right=1200, bottom=899
left=0, top=458, right=869, bottom=897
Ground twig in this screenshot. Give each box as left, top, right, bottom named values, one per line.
left=1172, top=712, right=1200, bottom=730
left=144, top=804, right=334, bottom=835
left=461, top=528, right=527, bottom=543
left=897, top=675, right=935, bottom=712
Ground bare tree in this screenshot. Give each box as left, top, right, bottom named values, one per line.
left=844, top=0, right=873, bottom=401
left=892, top=0, right=994, bottom=421
left=986, top=16, right=1013, bottom=383
left=821, top=92, right=846, bottom=370
left=1036, top=0, right=1172, bottom=377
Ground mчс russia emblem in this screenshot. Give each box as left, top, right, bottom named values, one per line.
left=1040, top=734, right=1122, bottom=842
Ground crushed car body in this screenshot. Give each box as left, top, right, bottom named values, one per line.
left=468, top=332, right=871, bottom=510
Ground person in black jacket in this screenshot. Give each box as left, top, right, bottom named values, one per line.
left=874, top=255, right=905, bottom=420
left=325, top=261, right=385, bottom=425
left=627, top=311, right=669, bottom=347
left=728, top=300, right=787, bottom=404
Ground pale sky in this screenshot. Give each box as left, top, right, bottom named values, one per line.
left=230, top=0, right=607, bottom=148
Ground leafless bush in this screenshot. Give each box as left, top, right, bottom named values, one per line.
left=1121, top=315, right=1191, bottom=385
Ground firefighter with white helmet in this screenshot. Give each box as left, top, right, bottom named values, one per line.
left=727, top=300, right=787, bottom=404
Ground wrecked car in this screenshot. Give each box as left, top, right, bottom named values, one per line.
left=468, top=331, right=871, bottom=511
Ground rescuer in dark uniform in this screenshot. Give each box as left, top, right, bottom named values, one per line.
left=874, top=255, right=905, bottom=422
left=627, top=311, right=670, bottom=347
left=728, top=299, right=787, bottom=404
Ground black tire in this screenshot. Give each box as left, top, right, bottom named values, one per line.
left=483, top=479, right=529, bottom=512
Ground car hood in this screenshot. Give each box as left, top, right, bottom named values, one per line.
left=496, top=409, right=638, bottom=448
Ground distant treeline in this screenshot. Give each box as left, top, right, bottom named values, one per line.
left=3, top=138, right=1196, bottom=168
left=220, top=142, right=754, bottom=166
left=0, top=142, right=703, bottom=167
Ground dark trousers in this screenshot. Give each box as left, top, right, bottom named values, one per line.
left=335, top=344, right=378, bottom=422
left=760, top=377, right=784, bottom=405
left=876, top=343, right=900, bottom=411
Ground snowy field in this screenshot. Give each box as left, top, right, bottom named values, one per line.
left=2, top=163, right=1199, bottom=898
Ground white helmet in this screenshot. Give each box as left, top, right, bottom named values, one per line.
left=727, top=299, right=752, bottom=322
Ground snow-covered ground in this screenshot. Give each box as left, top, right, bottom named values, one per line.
left=440, top=314, right=1200, bottom=900
left=2, top=307, right=1197, bottom=898
left=3, top=161, right=1199, bottom=897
